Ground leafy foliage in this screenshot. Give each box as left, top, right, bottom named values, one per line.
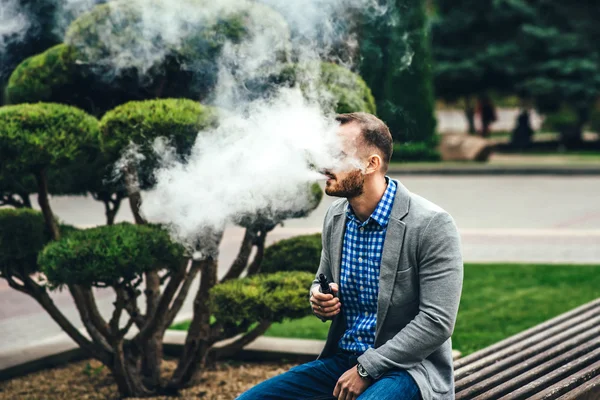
left=358, top=0, right=436, bottom=145
left=38, top=223, right=185, bottom=287
left=99, top=98, right=219, bottom=188
left=0, top=208, right=77, bottom=276
left=0, top=102, right=100, bottom=174
left=391, top=141, right=441, bottom=163
left=261, top=234, right=322, bottom=274
left=210, top=271, right=314, bottom=327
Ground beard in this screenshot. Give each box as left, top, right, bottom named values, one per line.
left=325, top=169, right=364, bottom=198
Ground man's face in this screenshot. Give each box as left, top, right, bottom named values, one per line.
left=323, top=123, right=365, bottom=198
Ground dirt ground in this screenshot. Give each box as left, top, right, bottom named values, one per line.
left=0, top=358, right=298, bottom=400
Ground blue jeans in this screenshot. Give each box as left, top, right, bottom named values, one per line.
left=236, top=350, right=421, bottom=400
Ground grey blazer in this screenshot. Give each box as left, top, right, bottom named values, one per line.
left=310, top=179, right=463, bottom=400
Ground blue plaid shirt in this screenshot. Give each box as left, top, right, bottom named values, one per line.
left=338, top=177, right=397, bottom=354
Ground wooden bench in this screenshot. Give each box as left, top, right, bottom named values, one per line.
left=453, top=298, right=600, bottom=399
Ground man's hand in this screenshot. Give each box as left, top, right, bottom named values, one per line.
left=333, top=365, right=372, bottom=400
left=310, top=283, right=340, bottom=319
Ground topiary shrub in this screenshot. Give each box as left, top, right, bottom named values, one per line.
left=0, top=209, right=49, bottom=277
left=98, top=99, right=220, bottom=219
left=63, top=0, right=289, bottom=103
left=0, top=208, right=77, bottom=277
left=391, top=140, right=441, bottom=163
left=211, top=271, right=314, bottom=329
left=268, top=62, right=376, bottom=114
left=38, top=223, right=185, bottom=288
left=99, top=98, right=219, bottom=162
left=261, top=233, right=322, bottom=274
left=0, top=103, right=100, bottom=239
left=5, top=45, right=80, bottom=106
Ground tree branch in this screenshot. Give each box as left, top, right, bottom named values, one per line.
left=135, top=260, right=188, bottom=343
left=3, top=273, right=111, bottom=365
left=33, top=169, right=60, bottom=240
left=211, top=320, right=272, bottom=359
left=246, top=228, right=268, bottom=276
left=163, top=260, right=202, bottom=329
left=219, top=228, right=257, bottom=283
left=69, top=285, right=113, bottom=351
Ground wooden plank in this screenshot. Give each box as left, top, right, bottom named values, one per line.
left=496, top=347, right=600, bottom=399
left=555, top=376, right=600, bottom=400
left=456, top=331, right=600, bottom=399
left=528, top=359, right=600, bottom=400
left=454, top=298, right=600, bottom=370
left=455, top=309, right=600, bottom=380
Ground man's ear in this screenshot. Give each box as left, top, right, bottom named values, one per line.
left=364, top=154, right=382, bottom=175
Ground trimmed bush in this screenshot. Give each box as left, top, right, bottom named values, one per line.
left=0, top=209, right=77, bottom=276
left=0, top=209, right=48, bottom=276
left=272, top=62, right=376, bottom=114
left=542, top=107, right=579, bottom=133
left=64, top=0, right=289, bottom=102
left=261, top=234, right=322, bottom=274
left=391, top=141, right=441, bottom=163
left=99, top=98, right=218, bottom=157
left=99, top=98, right=219, bottom=187
left=38, top=223, right=185, bottom=288
left=0, top=103, right=100, bottom=174
left=210, top=271, right=314, bottom=327
left=5, top=45, right=80, bottom=106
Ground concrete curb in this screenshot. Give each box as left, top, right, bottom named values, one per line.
left=388, top=167, right=600, bottom=176
left=0, top=330, right=462, bottom=381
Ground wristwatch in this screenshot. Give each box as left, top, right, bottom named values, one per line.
left=356, top=363, right=371, bottom=380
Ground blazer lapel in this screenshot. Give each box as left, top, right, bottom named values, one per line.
left=375, top=218, right=406, bottom=338
left=375, top=180, right=410, bottom=339
left=330, top=212, right=345, bottom=285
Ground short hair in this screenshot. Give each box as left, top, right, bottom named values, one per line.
left=335, top=112, right=393, bottom=172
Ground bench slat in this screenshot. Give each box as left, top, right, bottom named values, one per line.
left=455, top=330, right=600, bottom=399
left=527, top=359, right=600, bottom=400
left=454, top=298, right=600, bottom=370
left=555, top=374, right=600, bottom=400
left=455, top=307, right=600, bottom=379
left=496, top=347, right=600, bottom=399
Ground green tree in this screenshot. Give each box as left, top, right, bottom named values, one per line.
left=5, top=0, right=290, bottom=116
left=358, top=0, right=436, bottom=148
left=431, top=0, right=535, bottom=133
left=515, top=1, right=600, bottom=145
left=0, top=103, right=100, bottom=238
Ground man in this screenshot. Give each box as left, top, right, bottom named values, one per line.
left=237, top=112, right=463, bottom=400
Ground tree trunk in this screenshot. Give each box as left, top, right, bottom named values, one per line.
left=465, top=96, right=476, bottom=134
left=111, top=340, right=154, bottom=397
left=34, top=169, right=60, bottom=241
left=141, top=332, right=163, bottom=387
left=167, top=259, right=218, bottom=391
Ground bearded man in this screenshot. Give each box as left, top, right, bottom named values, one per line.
left=237, top=112, right=463, bottom=400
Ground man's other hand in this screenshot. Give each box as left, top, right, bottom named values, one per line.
left=333, top=365, right=372, bottom=400
left=310, top=283, right=340, bottom=319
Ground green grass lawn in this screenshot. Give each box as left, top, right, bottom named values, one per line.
left=171, top=263, right=600, bottom=357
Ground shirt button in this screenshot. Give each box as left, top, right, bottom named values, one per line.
left=360, top=286, right=364, bottom=290
left=364, top=312, right=368, bottom=316
left=358, top=336, right=362, bottom=341
left=358, top=257, right=363, bottom=263
left=359, top=227, right=364, bottom=232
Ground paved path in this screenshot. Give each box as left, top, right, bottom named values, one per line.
left=1, top=175, right=599, bottom=367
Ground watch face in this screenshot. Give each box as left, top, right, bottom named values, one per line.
left=357, top=364, right=368, bottom=377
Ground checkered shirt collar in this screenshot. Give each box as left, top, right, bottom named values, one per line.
left=345, top=177, right=396, bottom=228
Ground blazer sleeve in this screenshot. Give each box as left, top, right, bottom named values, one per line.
left=357, top=211, right=464, bottom=378
left=310, top=206, right=334, bottom=323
